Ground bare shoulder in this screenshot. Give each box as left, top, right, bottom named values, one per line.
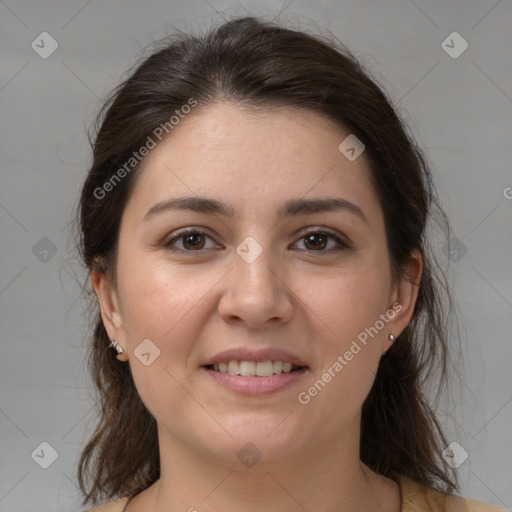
left=398, top=475, right=507, bottom=512
left=82, top=496, right=130, bottom=512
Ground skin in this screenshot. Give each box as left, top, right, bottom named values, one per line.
left=93, top=102, right=422, bottom=512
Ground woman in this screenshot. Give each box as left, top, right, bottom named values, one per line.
left=76, top=16, right=504, bottom=512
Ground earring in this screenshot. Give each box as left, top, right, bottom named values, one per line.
left=383, top=334, right=396, bottom=355
left=110, top=340, right=126, bottom=361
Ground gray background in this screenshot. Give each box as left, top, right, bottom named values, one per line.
left=1, top=1, right=511, bottom=511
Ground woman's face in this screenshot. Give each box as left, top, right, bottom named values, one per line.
left=94, top=102, right=420, bottom=468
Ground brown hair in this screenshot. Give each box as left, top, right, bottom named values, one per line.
left=76, top=16, right=458, bottom=506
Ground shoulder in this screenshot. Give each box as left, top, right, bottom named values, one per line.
left=397, top=475, right=507, bottom=512
left=82, top=496, right=130, bottom=512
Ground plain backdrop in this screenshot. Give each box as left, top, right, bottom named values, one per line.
left=1, top=1, right=511, bottom=511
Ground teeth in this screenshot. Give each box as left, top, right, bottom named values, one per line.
left=228, top=361, right=239, bottom=374
left=239, top=361, right=256, bottom=376
left=256, top=361, right=274, bottom=377
left=210, top=360, right=300, bottom=376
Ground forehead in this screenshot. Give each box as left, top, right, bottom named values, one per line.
left=124, top=102, right=382, bottom=225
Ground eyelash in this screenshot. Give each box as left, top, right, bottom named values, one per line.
left=163, top=228, right=349, bottom=254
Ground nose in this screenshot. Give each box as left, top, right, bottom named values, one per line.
left=217, top=242, right=294, bottom=329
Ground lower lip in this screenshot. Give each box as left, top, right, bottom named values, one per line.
left=201, top=366, right=308, bottom=395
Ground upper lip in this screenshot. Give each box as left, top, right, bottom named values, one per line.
left=201, top=347, right=308, bottom=367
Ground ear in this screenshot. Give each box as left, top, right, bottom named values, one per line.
left=383, top=248, right=423, bottom=352
left=91, top=266, right=128, bottom=357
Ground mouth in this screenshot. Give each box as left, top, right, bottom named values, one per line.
left=201, top=364, right=308, bottom=395
left=200, top=348, right=309, bottom=395
left=203, top=360, right=306, bottom=377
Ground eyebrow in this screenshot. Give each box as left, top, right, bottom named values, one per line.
left=143, top=196, right=368, bottom=224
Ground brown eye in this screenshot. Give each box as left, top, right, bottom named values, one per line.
left=164, top=229, right=221, bottom=252
left=293, top=230, right=348, bottom=252
left=303, top=233, right=328, bottom=250
left=182, top=232, right=205, bottom=250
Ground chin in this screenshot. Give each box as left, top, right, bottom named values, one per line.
left=205, top=417, right=307, bottom=468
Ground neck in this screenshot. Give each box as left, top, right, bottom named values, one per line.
left=133, top=422, right=400, bottom=512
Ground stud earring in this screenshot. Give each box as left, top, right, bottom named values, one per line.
left=383, top=333, right=396, bottom=356
left=110, top=340, right=127, bottom=361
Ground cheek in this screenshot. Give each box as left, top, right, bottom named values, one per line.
left=294, top=256, right=391, bottom=414
left=299, top=255, right=392, bottom=345
left=117, top=250, right=208, bottom=339
left=116, top=256, right=204, bottom=423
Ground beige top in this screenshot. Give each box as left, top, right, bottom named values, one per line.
left=83, top=476, right=507, bottom=512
